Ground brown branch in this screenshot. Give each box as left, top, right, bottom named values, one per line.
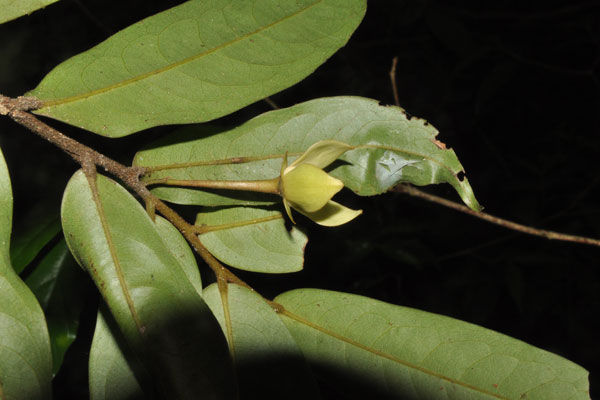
left=389, top=56, right=401, bottom=107
left=0, top=95, right=250, bottom=287
left=263, top=96, right=279, bottom=110
left=392, top=183, right=600, bottom=248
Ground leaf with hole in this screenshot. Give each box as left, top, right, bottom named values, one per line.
left=275, top=289, right=590, bottom=400
left=28, top=0, right=366, bottom=137
left=134, top=96, right=480, bottom=211
left=61, top=170, right=235, bottom=399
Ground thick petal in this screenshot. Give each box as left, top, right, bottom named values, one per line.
left=282, top=164, right=343, bottom=212
left=283, top=198, right=296, bottom=224
left=288, top=140, right=354, bottom=170
left=296, top=200, right=362, bottom=227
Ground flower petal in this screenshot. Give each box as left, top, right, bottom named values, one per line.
left=288, top=140, right=354, bottom=170
left=296, top=200, right=362, bottom=226
left=283, top=198, right=296, bottom=224
left=282, top=164, right=343, bottom=212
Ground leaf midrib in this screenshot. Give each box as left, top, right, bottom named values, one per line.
left=143, top=145, right=463, bottom=183
left=85, top=173, right=143, bottom=335
left=280, top=308, right=508, bottom=400
left=40, top=0, right=324, bottom=108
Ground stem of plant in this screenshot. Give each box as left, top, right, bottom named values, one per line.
left=392, top=183, right=600, bottom=248
left=0, top=95, right=251, bottom=289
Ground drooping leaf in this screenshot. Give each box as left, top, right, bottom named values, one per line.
left=0, top=0, right=59, bottom=24
left=0, top=146, right=53, bottom=400
left=89, top=308, right=145, bottom=400
left=10, top=213, right=61, bottom=274
left=28, top=0, right=367, bottom=137
left=25, top=238, right=87, bottom=374
left=195, top=207, right=307, bottom=273
left=134, top=96, right=480, bottom=211
left=275, top=289, right=590, bottom=400
left=61, top=170, right=235, bottom=399
left=204, top=283, right=321, bottom=400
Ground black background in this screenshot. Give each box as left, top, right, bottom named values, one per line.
left=1, top=0, right=599, bottom=398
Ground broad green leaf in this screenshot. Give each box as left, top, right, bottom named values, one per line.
left=275, top=289, right=590, bottom=400
left=89, top=309, right=145, bottom=400
left=204, top=283, right=321, bottom=400
left=134, top=96, right=480, bottom=211
left=11, top=213, right=61, bottom=274
left=0, top=147, right=52, bottom=400
left=0, top=0, right=59, bottom=24
left=153, top=215, right=202, bottom=295
left=25, top=238, right=87, bottom=374
left=195, top=207, right=307, bottom=273
left=61, top=171, right=235, bottom=399
left=28, top=0, right=367, bottom=137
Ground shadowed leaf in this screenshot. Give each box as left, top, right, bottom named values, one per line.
left=0, top=146, right=52, bottom=400
left=10, top=213, right=61, bottom=274
left=89, top=308, right=145, bottom=400
left=275, top=289, right=590, bottom=400
left=204, top=283, right=321, bottom=400
left=61, top=171, right=235, bottom=399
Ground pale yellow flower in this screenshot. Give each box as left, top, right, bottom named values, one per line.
left=279, top=140, right=362, bottom=226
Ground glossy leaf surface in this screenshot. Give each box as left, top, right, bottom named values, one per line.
left=89, top=309, right=144, bottom=400
left=29, top=0, right=366, bottom=137
left=135, top=96, right=480, bottom=211
left=0, top=0, right=59, bottom=24
left=25, top=238, right=86, bottom=374
left=61, top=171, right=235, bottom=399
left=204, top=283, right=321, bottom=400
left=196, top=207, right=307, bottom=273
left=0, top=147, right=52, bottom=400
left=275, top=289, right=590, bottom=400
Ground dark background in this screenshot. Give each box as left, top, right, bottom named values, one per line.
left=1, top=0, right=599, bottom=398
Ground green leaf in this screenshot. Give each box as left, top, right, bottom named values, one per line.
left=10, top=213, right=61, bottom=274
left=0, top=0, right=59, bottom=24
left=25, top=238, right=87, bottom=375
left=0, top=147, right=52, bottom=400
left=204, top=283, right=321, bottom=400
left=61, top=170, right=235, bottom=399
left=134, top=96, right=480, bottom=211
left=28, top=0, right=367, bottom=137
left=89, top=309, right=145, bottom=400
left=196, top=207, right=307, bottom=273
left=153, top=215, right=202, bottom=295
left=275, top=289, right=590, bottom=400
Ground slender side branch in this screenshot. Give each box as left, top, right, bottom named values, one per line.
left=392, top=183, right=600, bottom=247
left=389, top=56, right=400, bottom=107
left=0, top=95, right=250, bottom=287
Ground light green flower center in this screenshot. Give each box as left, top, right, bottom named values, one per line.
left=282, top=164, right=344, bottom=212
